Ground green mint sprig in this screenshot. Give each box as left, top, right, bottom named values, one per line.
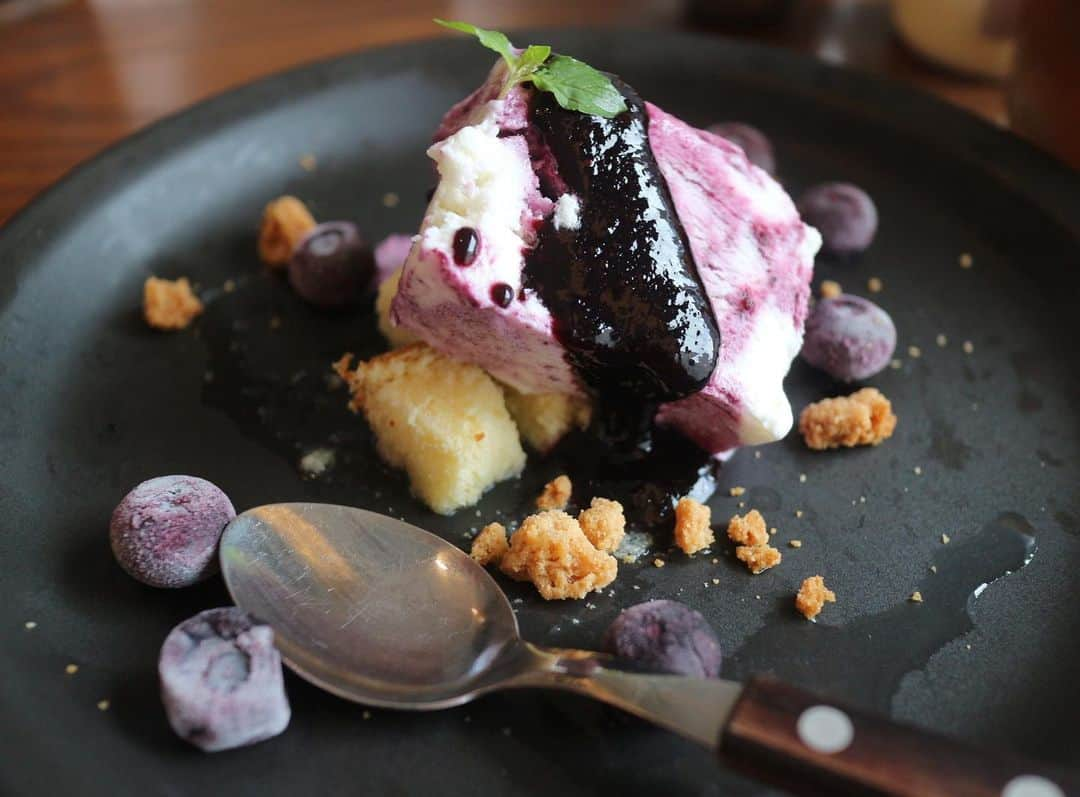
left=434, top=19, right=627, bottom=119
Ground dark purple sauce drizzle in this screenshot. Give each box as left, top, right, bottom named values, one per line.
left=452, top=227, right=479, bottom=266
left=490, top=283, right=514, bottom=308
left=523, top=79, right=719, bottom=449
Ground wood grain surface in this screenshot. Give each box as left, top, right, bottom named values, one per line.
left=0, top=0, right=1009, bottom=225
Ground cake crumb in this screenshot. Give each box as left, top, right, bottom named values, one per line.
left=470, top=522, right=509, bottom=566
left=754, top=451, right=762, bottom=459
left=930, top=565, right=938, bottom=573
left=799, top=387, right=897, bottom=450
left=795, top=509, right=804, bottom=518
left=941, top=533, right=951, bottom=544
left=674, top=497, right=714, bottom=555
left=578, top=497, right=626, bottom=552
left=24, top=621, right=36, bottom=630
left=712, top=578, right=720, bottom=585
left=727, top=509, right=768, bottom=547
left=959, top=252, right=973, bottom=269
left=913, top=465, right=923, bottom=475
left=499, top=511, right=617, bottom=600
left=65, top=664, right=78, bottom=675
left=868, top=277, right=883, bottom=293
left=299, top=448, right=335, bottom=479
left=258, top=195, right=316, bottom=267
left=299, top=153, right=317, bottom=172
left=908, top=345, right=922, bottom=359
left=936, top=334, right=948, bottom=348
left=769, top=527, right=777, bottom=535
left=799, top=473, right=807, bottom=483
left=962, top=340, right=974, bottom=354
left=382, top=192, right=400, bottom=208
left=223, top=278, right=237, bottom=293
left=97, top=699, right=110, bottom=712
left=362, top=710, right=372, bottom=720
left=729, top=486, right=745, bottom=497
left=789, top=539, right=802, bottom=548
left=909, top=591, right=924, bottom=603
left=819, top=280, right=842, bottom=299
left=795, top=576, right=836, bottom=620
left=890, top=359, right=902, bottom=370
left=143, top=277, right=203, bottom=331
left=736, top=544, right=781, bottom=574
left=653, top=558, right=666, bottom=568
left=536, top=475, right=572, bottom=511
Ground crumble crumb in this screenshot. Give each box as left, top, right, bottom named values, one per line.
left=536, top=474, right=572, bottom=511
left=820, top=280, right=842, bottom=299
left=674, top=497, right=714, bottom=555
left=868, top=277, right=883, bottom=293
left=799, top=473, right=807, bottom=483
left=143, top=277, right=203, bottom=330
left=712, top=578, right=720, bottom=585
left=299, top=447, right=335, bottom=479
left=798, top=387, right=897, bottom=450
left=936, top=334, right=948, bottom=347
left=653, top=557, right=666, bottom=568
left=962, top=340, right=974, bottom=354
left=909, top=591, right=924, bottom=603
left=890, top=358, right=902, bottom=370
left=578, top=497, right=626, bottom=552
left=470, top=522, right=509, bottom=566
left=789, top=539, right=802, bottom=548
left=223, top=278, right=237, bottom=293
left=258, top=195, right=316, bottom=267
left=959, top=252, right=973, bottom=269
left=97, top=699, right=110, bottom=711
left=382, top=192, right=400, bottom=208
left=736, top=544, right=782, bottom=574
left=727, top=509, right=768, bottom=547
left=930, top=564, right=938, bottom=573
left=795, top=510, right=804, bottom=518
left=795, top=575, right=835, bottom=620
left=913, top=466, right=923, bottom=475
left=769, top=527, right=777, bottom=535
left=908, top=345, right=922, bottom=359
left=729, top=486, right=746, bottom=497
left=299, top=153, right=317, bottom=172
left=941, top=533, right=951, bottom=544
left=24, top=621, right=36, bottom=630
left=499, top=510, right=617, bottom=600
left=65, top=664, right=78, bottom=675
left=362, top=710, right=372, bottom=720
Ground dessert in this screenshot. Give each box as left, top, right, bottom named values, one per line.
left=673, top=497, right=713, bottom=555
left=375, top=267, right=421, bottom=348
left=706, top=121, right=776, bottom=175
left=603, top=600, right=722, bottom=678
left=288, top=221, right=374, bottom=308
left=110, top=475, right=234, bottom=588
left=795, top=575, right=836, bottom=621
left=470, top=522, right=509, bottom=566
left=502, top=387, right=591, bottom=453
left=334, top=346, right=525, bottom=515
left=143, top=277, right=203, bottom=331
left=387, top=28, right=819, bottom=460
left=801, top=294, right=897, bottom=381
left=159, top=607, right=290, bottom=752
left=799, top=387, right=897, bottom=450
left=577, top=497, right=626, bottom=552
left=536, top=474, right=572, bottom=510
left=258, top=195, right=316, bottom=266
left=796, top=182, right=877, bottom=254
left=735, top=544, right=782, bottom=574
left=726, top=509, right=769, bottom=547
left=499, top=509, right=617, bottom=599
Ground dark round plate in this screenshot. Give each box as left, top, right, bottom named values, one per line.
left=2, top=29, right=1078, bottom=796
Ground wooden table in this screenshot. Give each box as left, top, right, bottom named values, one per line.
left=0, top=0, right=1008, bottom=225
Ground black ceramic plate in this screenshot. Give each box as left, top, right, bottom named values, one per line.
left=2, top=29, right=1078, bottom=796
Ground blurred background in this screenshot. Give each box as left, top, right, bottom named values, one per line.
left=1, top=0, right=1076, bottom=224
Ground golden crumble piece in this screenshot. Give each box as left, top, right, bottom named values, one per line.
left=499, top=510, right=617, bottom=600
left=536, top=475, right=572, bottom=511
left=470, top=522, right=508, bottom=566
left=727, top=509, right=769, bottom=547
left=258, top=195, right=316, bottom=267
left=143, top=277, right=203, bottom=330
left=798, top=387, right=897, bottom=450
left=820, top=280, right=842, bottom=299
left=375, top=266, right=422, bottom=348
left=795, top=575, right=836, bottom=620
left=503, top=386, right=592, bottom=454
left=578, top=497, right=626, bottom=552
left=674, top=497, right=713, bottom=555
left=333, top=344, right=525, bottom=515
left=736, top=544, right=782, bottom=574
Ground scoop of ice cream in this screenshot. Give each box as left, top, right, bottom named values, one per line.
left=604, top=599, right=722, bottom=678
left=801, top=294, right=896, bottom=381
left=797, top=182, right=877, bottom=254
left=159, top=607, right=290, bottom=752
left=109, top=475, right=234, bottom=588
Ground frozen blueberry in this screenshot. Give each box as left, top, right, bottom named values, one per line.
left=373, top=233, right=413, bottom=288
left=110, top=475, right=235, bottom=588
left=288, top=221, right=374, bottom=308
left=796, top=182, right=878, bottom=254
left=708, top=122, right=776, bottom=175
left=160, top=607, right=291, bottom=752
left=603, top=600, right=722, bottom=678
left=802, top=294, right=897, bottom=381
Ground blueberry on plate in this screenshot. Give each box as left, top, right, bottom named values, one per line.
left=796, top=182, right=878, bottom=254
left=707, top=122, right=776, bottom=175
left=603, top=599, right=722, bottom=678
left=109, top=475, right=235, bottom=588
left=159, top=607, right=291, bottom=752
left=288, top=221, right=374, bottom=308
left=802, top=294, right=897, bottom=381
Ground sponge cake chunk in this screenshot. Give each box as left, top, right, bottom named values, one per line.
left=335, top=345, right=525, bottom=515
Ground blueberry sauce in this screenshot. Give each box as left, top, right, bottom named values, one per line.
left=524, top=79, right=720, bottom=449
left=490, top=282, right=514, bottom=308
left=452, top=227, right=479, bottom=266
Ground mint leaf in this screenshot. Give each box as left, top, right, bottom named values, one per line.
left=516, top=44, right=551, bottom=73
left=434, top=19, right=514, bottom=66
left=531, top=55, right=627, bottom=118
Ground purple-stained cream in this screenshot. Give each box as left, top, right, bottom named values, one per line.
left=392, top=60, right=819, bottom=455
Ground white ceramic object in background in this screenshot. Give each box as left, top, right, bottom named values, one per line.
left=891, top=0, right=1018, bottom=79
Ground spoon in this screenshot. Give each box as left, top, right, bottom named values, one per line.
left=220, top=503, right=1075, bottom=797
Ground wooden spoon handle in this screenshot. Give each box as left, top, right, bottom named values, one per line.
left=719, top=676, right=1078, bottom=797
